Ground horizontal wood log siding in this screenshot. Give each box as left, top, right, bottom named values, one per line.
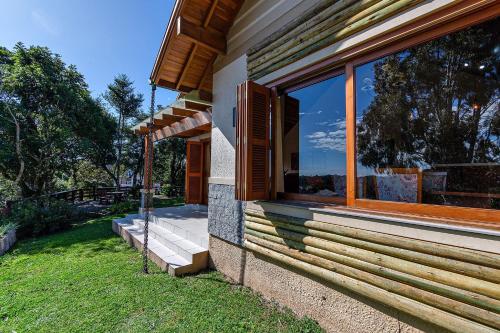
left=244, top=209, right=500, bottom=333
left=246, top=0, right=423, bottom=80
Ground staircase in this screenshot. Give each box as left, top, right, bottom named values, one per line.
left=112, top=205, right=209, bottom=276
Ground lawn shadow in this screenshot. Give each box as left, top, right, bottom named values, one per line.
left=9, top=215, right=128, bottom=257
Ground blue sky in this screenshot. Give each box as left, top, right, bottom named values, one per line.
left=289, top=74, right=347, bottom=176
left=0, top=0, right=178, bottom=111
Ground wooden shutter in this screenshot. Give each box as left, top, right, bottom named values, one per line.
left=236, top=81, right=271, bottom=201
left=185, top=141, right=203, bottom=204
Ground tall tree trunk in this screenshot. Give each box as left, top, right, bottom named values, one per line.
left=7, top=108, right=25, bottom=198
left=115, top=111, right=123, bottom=190
left=132, top=136, right=145, bottom=188
left=467, top=104, right=482, bottom=163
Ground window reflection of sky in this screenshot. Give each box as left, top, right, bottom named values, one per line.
left=289, top=74, right=346, bottom=176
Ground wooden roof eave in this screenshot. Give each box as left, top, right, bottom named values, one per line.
left=150, top=0, right=244, bottom=94
left=150, top=0, right=187, bottom=85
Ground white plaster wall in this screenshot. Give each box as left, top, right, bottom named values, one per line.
left=210, top=55, right=247, bottom=181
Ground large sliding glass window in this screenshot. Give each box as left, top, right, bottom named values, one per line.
left=355, top=17, right=499, bottom=209
left=281, top=74, right=346, bottom=201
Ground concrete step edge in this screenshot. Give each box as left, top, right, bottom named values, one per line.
left=130, top=219, right=207, bottom=263
left=112, top=220, right=199, bottom=276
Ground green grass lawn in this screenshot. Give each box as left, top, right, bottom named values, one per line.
left=0, top=215, right=322, bottom=333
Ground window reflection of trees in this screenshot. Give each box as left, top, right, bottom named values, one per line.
left=356, top=18, right=499, bottom=208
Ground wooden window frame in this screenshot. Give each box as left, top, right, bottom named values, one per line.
left=268, top=1, right=500, bottom=224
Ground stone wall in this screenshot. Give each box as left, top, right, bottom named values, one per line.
left=0, top=230, right=16, bottom=256
left=208, top=183, right=245, bottom=245
left=209, top=235, right=445, bottom=333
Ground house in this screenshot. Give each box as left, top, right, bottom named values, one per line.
left=116, top=1, right=500, bottom=332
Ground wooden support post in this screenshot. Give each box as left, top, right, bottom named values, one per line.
left=143, top=136, right=154, bottom=189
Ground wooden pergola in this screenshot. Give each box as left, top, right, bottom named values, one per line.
left=132, top=90, right=212, bottom=142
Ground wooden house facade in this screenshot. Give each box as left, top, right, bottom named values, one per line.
left=141, top=1, right=500, bottom=331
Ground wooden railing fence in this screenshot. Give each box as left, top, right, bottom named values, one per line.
left=1, top=186, right=135, bottom=215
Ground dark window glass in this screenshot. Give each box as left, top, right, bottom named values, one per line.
left=282, top=74, right=346, bottom=198
left=355, top=17, right=500, bottom=209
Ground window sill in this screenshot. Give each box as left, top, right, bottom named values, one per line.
left=252, top=199, right=500, bottom=237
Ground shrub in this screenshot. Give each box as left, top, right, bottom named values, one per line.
left=4, top=199, right=82, bottom=238
left=108, top=200, right=140, bottom=214
left=160, top=184, right=171, bottom=196
left=0, top=221, right=17, bottom=238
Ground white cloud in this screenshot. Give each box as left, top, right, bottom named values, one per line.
left=307, top=131, right=327, bottom=139
left=361, top=77, right=374, bottom=92
left=32, top=10, right=59, bottom=36
left=305, top=119, right=347, bottom=152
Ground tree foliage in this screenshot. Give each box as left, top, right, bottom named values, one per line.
left=357, top=19, right=499, bottom=169
left=153, top=138, right=186, bottom=195
left=104, top=74, right=145, bottom=189
left=0, top=43, right=116, bottom=198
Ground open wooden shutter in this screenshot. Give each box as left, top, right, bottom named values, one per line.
left=236, top=81, right=271, bottom=201
left=185, top=141, right=203, bottom=204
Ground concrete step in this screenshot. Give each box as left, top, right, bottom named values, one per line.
left=112, top=217, right=208, bottom=276
left=153, top=216, right=208, bottom=248
left=152, top=206, right=209, bottom=249
left=132, top=218, right=207, bottom=263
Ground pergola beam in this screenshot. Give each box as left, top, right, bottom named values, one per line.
left=171, top=107, right=198, bottom=117
left=153, top=115, right=183, bottom=127
left=177, top=16, right=226, bottom=55
left=153, top=111, right=212, bottom=141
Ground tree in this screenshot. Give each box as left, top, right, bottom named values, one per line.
left=70, top=160, right=113, bottom=188
left=153, top=138, right=186, bottom=196
left=104, top=74, right=144, bottom=189
left=357, top=19, right=499, bottom=169
left=0, top=43, right=116, bottom=198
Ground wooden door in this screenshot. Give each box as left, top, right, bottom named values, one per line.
left=202, top=141, right=211, bottom=205
left=185, top=141, right=203, bottom=204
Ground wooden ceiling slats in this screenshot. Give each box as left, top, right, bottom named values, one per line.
left=176, top=44, right=198, bottom=89
left=152, top=0, right=244, bottom=94
left=177, top=16, right=227, bottom=55
left=203, top=0, right=219, bottom=27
